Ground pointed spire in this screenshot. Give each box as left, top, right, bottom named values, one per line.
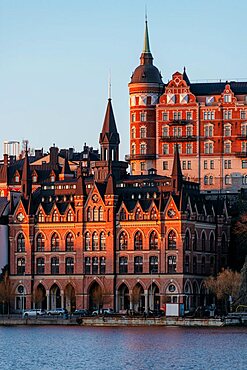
left=100, top=99, right=119, bottom=139
left=171, top=144, right=183, bottom=194
left=143, top=16, right=150, bottom=53
left=21, top=146, right=32, bottom=199
left=183, top=66, right=190, bottom=86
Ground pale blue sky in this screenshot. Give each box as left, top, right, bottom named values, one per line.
left=0, top=0, right=247, bottom=158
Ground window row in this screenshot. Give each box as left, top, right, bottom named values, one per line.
left=184, top=231, right=227, bottom=253
left=84, top=232, right=106, bottom=251
left=163, top=144, right=193, bottom=155
left=118, top=231, right=159, bottom=251
left=37, top=210, right=74, bottom=223
left=131, top=126, right=147, bottom=139
left=184, top=255, right=215, bottom=275
left=131, top=142, right=147, bottom=155
left=162, top=125, right=193, bottom=137
left=204, top=175, right=233, bottom=185
left=119, top=208, right=157, bottom=221
left=17, top=257, right=75, bottom=275
left=161, top=111, right=193, bottom=122
left=86, top=207, right=104, bottom=222
left=17, top=232, right=75, bottom=253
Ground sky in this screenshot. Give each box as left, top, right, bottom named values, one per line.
left=1, top=0, right=247, bottom=159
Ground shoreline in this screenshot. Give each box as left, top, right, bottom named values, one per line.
left=0, top=316, right=236, bottom=327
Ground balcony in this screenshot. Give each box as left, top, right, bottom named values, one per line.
left=160, top=135, right=197, bottom=142
left=125, top=154, right=157, bottom=161
left=169, top=119, right=194, bottom=126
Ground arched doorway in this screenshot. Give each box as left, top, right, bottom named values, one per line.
left=192, top=281, right=199, bottom=309
left=34, top=284, right=46, bottom=310
left=50, top=284, right=61, bottom=309
left=88, top=282, right=103, bottom=312
left=148, top=283, right=160, bottom=311
left=132, top=283, right=144, bottom=313
left=64, top=284, right=76, bottom=313
left=118, top=283, right=129, bottom=311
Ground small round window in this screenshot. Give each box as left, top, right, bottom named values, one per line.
left=168, top=284, right=176, bottom=293
left=18, top=285, right=24, bottom=294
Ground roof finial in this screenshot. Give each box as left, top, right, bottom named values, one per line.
left=143, top=9, right=150, bottom=53
left=108, top=69, right=111, bottom=100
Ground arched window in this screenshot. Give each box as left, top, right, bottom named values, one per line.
left=149, top=231, right=158, bottom=250
left=87, top=207, right=91, bottom=221
left=51, top=257, right=59, bottom=274
left=135, top=208, right=141, bottom=220
left=17, top=258, right=25, bottom=275
left=185, top=255, right=190, bottom=273
left=204, top=176, right=209, bottom=185
left=65, top=257, right=74, bottom=274
left=201, top=232, right=206, bottom=252
left=210, top=233, right=215, bottom=252
left=36, top=257, right=45, bottom=274
left=131, top=143, right=136, bottom=155
left=85, top=232, right=90, bottom=251
left=150, top=208, right=157, bottom=220
left=99, top=207, right=104, bottom=221
left=17, top=233, right=25, bottom=252
left=67, top=210, right=74, bottom=222
left=93, top=207, right=98, bottom=221
left=92, top=232, right=98, bottom=251
left=119, top=231, right=128, bottom=250
left=120, top=209, right=126, bottom=220
left=38, top=211, right=44, bottom=223
left=51, top=233, right=59, bottom=252
left=99, top=232, right=106, bottom=251
left=119, top=256, right=128, bottom=274
left=52, top=210, right=59, bottom=222
left=100, top=257, right=106, bottom=274
left=85, top=257, right=91, bottom=274
left=65, top=232, right=74, bottom=251
left=167, top=255, right=176, bottom=273
left=168, top=230, right=176, bottom=250
left=131, top=126, right=136, bottom=139
left=134, top=256, right=143, bottom=273
left=134, top=231, right=143, bottom=250
left=184, top=231, right=190, bottom=250
left=209, top=176, right=213, bottom=185
left=193, top=232, right=197, bottom=251
left=149, top=256, right=158, bottom=273
left=92, top=257, right=98, bottom=274
left=36, top=233, right=45, bottom=252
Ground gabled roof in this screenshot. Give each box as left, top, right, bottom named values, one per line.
left=190, top=81, right=247, bottom=96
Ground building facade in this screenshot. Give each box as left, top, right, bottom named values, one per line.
left=128, top=21, right=247, bottom=193
left=2, top=98, right=230, bottom=314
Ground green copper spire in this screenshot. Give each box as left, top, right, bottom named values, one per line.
left=142, top=17, right=151, bottom=53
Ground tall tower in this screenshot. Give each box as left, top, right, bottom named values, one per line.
left=128, top=18, right=163, bottom=174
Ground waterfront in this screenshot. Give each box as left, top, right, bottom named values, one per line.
left=0, top=326, right=246, bottom=370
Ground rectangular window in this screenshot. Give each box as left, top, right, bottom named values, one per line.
left=163, top=161, right=168, bottom=170
left=187, top=161, right=191, bottom=170
left=163, top=144, right=169, bottom=155
left=228, top=160, right=231, bottom=169
left=224, top=110, right=232, bottom=120
left=210, top=160, right=214, bottom=169
left=224, top=95, right=232, bottom=103
left=182, top=161, right=186, bottom=170
left=186, top=112, right=192, bottom=121
left=186, top=126, right=193, bottom=136
left=162, top=112, right=168, bottom=121
left=162, top=126, right=168, bottom=137
left=186, top=143, right=192, bottom=154
left=204, top=160, right=207, bottom=169
left=241, top=111, right=246, bottom=120
left=140, top=127, right=146, bottom=138
left=140, top=162, right=146, bottom=171
left=131, top=113, right=135, bottom=122
left=173, top=111, right=181, bottom=120
left=140, top=112, right=146, bottom=122
left=174, top=144, right=182, bottom=154
left=242, top=160, right=247, bottom=169
left=173, top=127, right=182, bottom=137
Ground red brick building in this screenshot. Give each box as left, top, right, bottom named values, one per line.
left=3, top=98, right=230, bottom=314
left=128, top=20, right=247, bottom=193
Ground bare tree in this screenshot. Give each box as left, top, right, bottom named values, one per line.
left=205, top=268, right=241, bottom=313
left=0, top=267, right=14, bottom=316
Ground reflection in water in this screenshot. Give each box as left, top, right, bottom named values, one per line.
left=0, top=326, right=246, bottom=370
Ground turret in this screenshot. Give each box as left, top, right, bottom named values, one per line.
left=128, top=18, right=163, bottom=175
left=171, top=144, right=183, bottom=194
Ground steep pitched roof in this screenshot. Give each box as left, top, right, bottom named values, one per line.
left=99, top=99, right=120, bottom=144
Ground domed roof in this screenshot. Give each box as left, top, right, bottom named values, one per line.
left=131, top=63, right=163, bottom=84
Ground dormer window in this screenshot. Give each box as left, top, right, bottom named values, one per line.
left=15, top=175, right=20, bottom=183
left=140, top=112, right=146, bottom=122
left=32, top=175, right=37, bottom=183
left=50, top=175, right=55, bottom=182
left=224, top=95, right=231, bottom=103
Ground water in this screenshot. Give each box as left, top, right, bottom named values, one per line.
left=0, top=326, right=246, bottom=370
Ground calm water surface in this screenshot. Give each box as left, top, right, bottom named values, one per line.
left=0, top=326, right=246, bottom=370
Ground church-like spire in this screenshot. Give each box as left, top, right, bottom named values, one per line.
left=99, top=98, right=120, bottom=161
left=171, top=144, right=183, bottom=194
left=21, top=145, right=32, bottom=199
left=143, top=17, right=150, bottom=53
